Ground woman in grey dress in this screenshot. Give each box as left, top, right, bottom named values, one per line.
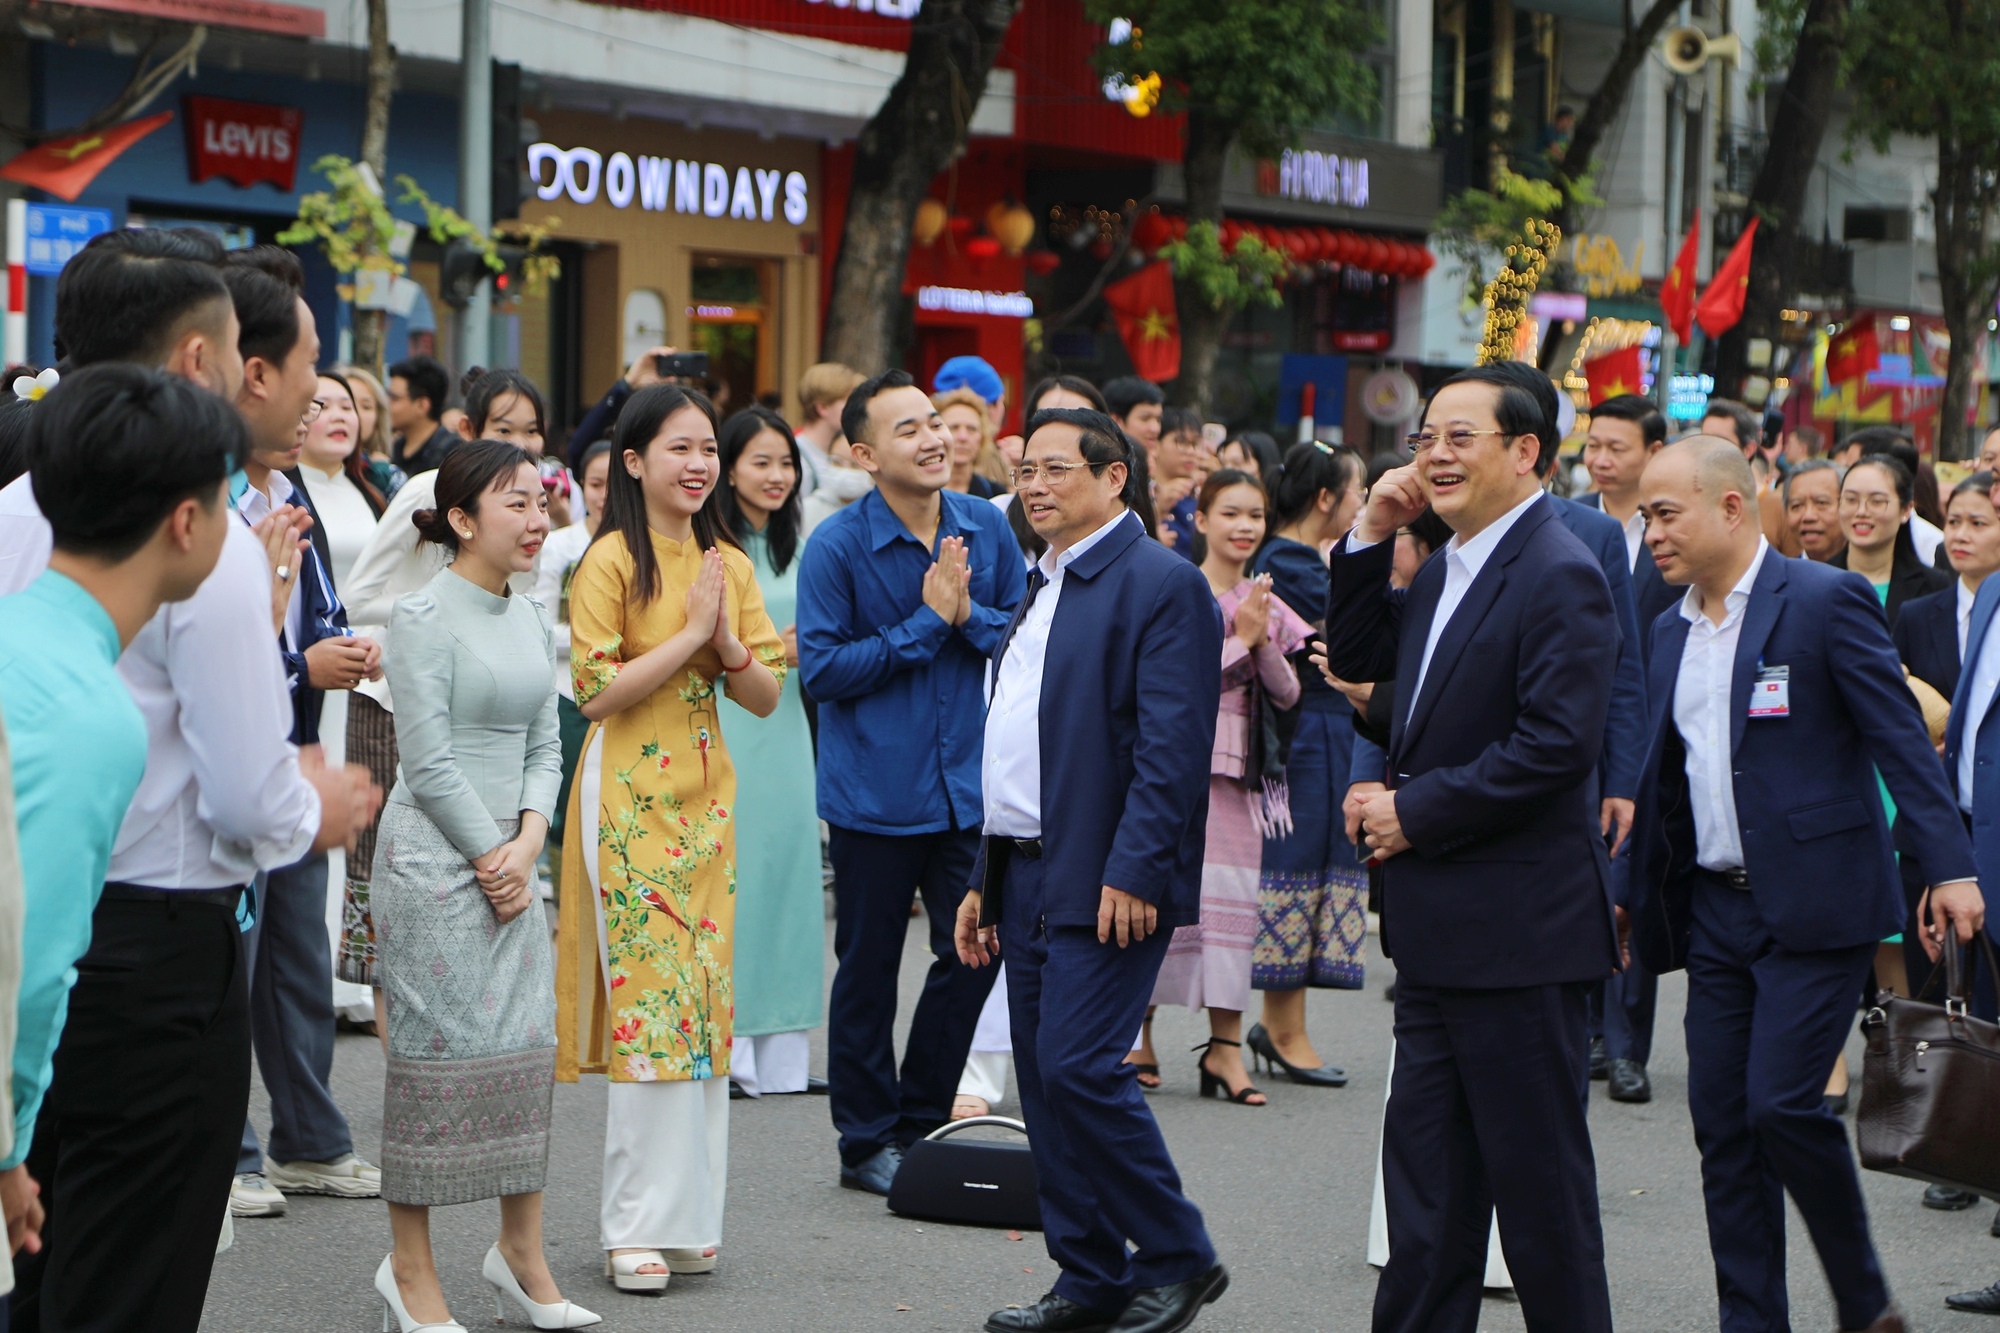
left=372, top=441, right=599, bottom=1331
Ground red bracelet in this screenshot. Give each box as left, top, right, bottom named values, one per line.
left=723, top=649, right=755, bottom=673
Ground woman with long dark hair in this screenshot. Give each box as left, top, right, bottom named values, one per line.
left=554, top=384, right=784, bottom=1294
left=710, top=407, right=824, bottom=1097
left=1833, top=454, right=1950, bottom=629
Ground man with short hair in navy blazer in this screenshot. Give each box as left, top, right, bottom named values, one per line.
left=1325, top=362, right=1621, bottom=1333
left=1627, top=437, right=1983, bottom=1333
left=957, top=407, right=1227, bottom=1333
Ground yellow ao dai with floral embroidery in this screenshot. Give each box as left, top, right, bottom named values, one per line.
left=555, top=530, right=784, bottom=1084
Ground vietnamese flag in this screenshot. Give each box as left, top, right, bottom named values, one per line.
left=0, top=111, right=175, bottom=202
left=1696, top=217, right=1760, bottom=339
left=1103, top=260, right=1181, bottom=383
left=1660, top=217, right=1700, bottom=345
left=1584, top=346, right=1646, bottom=404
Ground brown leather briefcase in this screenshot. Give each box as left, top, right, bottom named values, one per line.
left=1857, top=935, right=2000, bottom=1199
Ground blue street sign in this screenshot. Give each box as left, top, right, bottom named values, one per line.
left=23, top=203, right=114, bottom=276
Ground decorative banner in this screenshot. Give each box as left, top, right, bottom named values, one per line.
left=183, top=96, right=302, bottom=191
left=1695, top=217, right=1759, bottom=339
left=1583, top=345, right=1645, bottom=404
left=1102, top=260, right=1180, bottom=382
left=1660, top=218, right=1700, bottom=345
left=0, top=111, right=174, bottom=202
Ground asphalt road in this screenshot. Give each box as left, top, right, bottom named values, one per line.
left=202, top=910, right=2000, bottom=1333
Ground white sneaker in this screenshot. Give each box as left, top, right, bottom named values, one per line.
left=230, top=1171, right=287, bottom=1217
left=267, top=1153, right=382, bottom=1197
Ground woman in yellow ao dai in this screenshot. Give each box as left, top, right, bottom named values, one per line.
left=553, top=384, right=783, bottom=1289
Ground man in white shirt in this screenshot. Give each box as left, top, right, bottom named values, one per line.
left=1630, top=437, right=1982, bottom=1333
left=956, top=407, right=1227, bottom=1333
left=3, top=227, right=378, bottom=1333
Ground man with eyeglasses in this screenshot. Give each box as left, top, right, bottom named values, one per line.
left=1324, top=361, right=1621, bottom=1333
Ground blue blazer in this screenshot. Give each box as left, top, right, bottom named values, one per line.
left=1893, top=584, right=1961, bottom=700
left=973, top=511, right=1222, bottom=930
left=1324, top=495, right=1621, bottom=989
left=1555, top=496, right=1647, bottom=802
left=1575, top=491, right=1682, bottom=653
left=1630, top=553, right=1976, bottom=974
left=1944, top=576, right=2000, bottom=941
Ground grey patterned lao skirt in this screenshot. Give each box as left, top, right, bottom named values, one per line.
left=373, top=806, right=556, bottom=1206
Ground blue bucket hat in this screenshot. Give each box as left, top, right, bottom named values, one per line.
left=933, top=355, right=1004, bottom=405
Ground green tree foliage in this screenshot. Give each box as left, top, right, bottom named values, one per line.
left=1084, top=0, right=1379, bottom=409
left=1843, top=0, right=2000, bottom=456
left=1157, top=222, right=1287, bottom=314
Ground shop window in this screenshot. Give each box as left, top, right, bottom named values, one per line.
left=691, top=262, right=762, bottom=305
left=688, top=255, right=775, bottom=420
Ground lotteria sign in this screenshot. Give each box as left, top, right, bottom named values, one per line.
left=528, top=143, right=808, bottom=225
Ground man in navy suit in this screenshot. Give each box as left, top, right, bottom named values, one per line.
left=957, top=407, right=1226, bottom=1333
left=1326, top=362, right=1620, bottom=1333
left=1575, top=391, right=1678, bottom=1101
left=1628, top=437, right=1983, bottom=1333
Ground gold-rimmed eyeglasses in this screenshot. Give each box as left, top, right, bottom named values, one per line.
left=1405, top=429, right=1512, bottom=456
left=1012, top=460, right=1101, bottom=486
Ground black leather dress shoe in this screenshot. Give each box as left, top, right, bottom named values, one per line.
left=729, top=1080, right=749, bottom=1100
left=983, top=1292, right=1119, bottom=1333
left=1923, top=1183, right=1979, bottom=1210
left=806, top=1075, right=830, bottom=1094
left=1606, top=1058, right=1651, bottom=1103
left=1588, top=1036, right=1609, bottom=1080
left=1108, top=1263, right=1228, bottom=1333
left=1948, top=1280, right=2000, bottom=1314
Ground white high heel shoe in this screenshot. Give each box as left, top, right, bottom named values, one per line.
left=483, top=1245, right=602, bottom=1329
left=375, top=1255, right=466, bottom=1333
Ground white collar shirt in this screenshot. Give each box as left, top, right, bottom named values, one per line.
left=109, top=520, right=321, bottom=887
left=981, top=508, right=1133, bottom=838
left=1672, top=538, right=1770, bottom=871
left=1960, top=578, right=1978, bottom=662
left=1618, top=508, right=1647, bottom=572
left=1409, top=488, right=1546, bottom=718
left=234, top=471, right=306, bottom=652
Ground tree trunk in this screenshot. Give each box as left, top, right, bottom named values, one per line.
left=1932, top=129, right=2000, bottom=460
left=1553, top=0, right=1683, bottom=234
left=1712, top=0, right=1846, bottom=397
left=350, top=0, right=395, bottom=377
left=1168, top=107, right=1233, bottom=412
left=820, top=0, right=1020, bottom=372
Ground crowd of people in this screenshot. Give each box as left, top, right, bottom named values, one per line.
left=0, top=221, right=1997, bottom=1333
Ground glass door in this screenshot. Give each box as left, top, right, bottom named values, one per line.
left=688, top=256, right=774, bottom=419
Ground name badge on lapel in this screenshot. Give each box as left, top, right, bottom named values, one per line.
left=1749, top=663, right=1790, bottom=718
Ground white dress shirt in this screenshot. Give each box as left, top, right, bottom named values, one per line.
left=981, top=509, right=1134, bottom=839
left=1409, top=489, right=1545, bottom=716
left=0, top=474, right=51, bottom=599
left=1959, top=577, right=1978, bottom=661
left=109, top=520, right=321, bottom=887
left=1911, top=514, right=1945, bottom=567
left=235, top=470, right=307, bottom=652
left=1959, top=583, right=2000, bottom=811
left=1617, top=507, right=1646, bottom=571
left=1673, top=538, right=1770, bottom=871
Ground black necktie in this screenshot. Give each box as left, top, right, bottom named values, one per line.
left=994, top=567, right=1047, bottom=666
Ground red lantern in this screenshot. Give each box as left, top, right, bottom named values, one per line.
left=1315, top=226, right=1339, bottom=262
left=948, top=214, right=975, bottom=238
left=1364, top=237, right=1390, bottom=271
left=1385, top=240, right=1412, bottom=275
left=1335, top=231, right=1361, bottom=264
left=1415, top=245, right=1436, bottom=274
left=1169, top=215, right=1188, bottom=240
left=1219, top=219, right=1242, bottom=251
left=965, top=236, right=1002, bottom=259
left=1130, top=211, right=1173, bottom=253
left=1026, top=250, right=1062, bottom=276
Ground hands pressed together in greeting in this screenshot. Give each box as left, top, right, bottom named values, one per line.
left=922, top=535, right=976, bottom=627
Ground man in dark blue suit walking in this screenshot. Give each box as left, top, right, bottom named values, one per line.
left=1628, top=437, right=1983, bottom=1333
left=1326, top=362, right=1620, bottom=1333
left=957, top=407, right=1226, bottom=1333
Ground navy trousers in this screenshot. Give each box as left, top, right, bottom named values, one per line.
left=1684, top=881, right=1888, bottom=1333
left=1002, top=853, right=1214, bottom=1311
left=1588, top=961, right=1658, bottom=1066
left=1373, top=980, right=1612, bottom=1333
left=826, top=825, right=997, bottom=1168
left=238, top=852, right=354, bottom=1172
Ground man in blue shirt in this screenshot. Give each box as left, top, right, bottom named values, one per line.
left=797, top=368, right=1025, bottom=1193
left=0, top=364, right=245, bottom=1265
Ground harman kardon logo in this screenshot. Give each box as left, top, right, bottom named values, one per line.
left=963, top=1182, right=999, bottom=1189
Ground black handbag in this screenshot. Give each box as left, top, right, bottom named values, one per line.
left=886, top=1116, right=1041, bottom=1230
left=1857, top=933, right=2000, bottom=1198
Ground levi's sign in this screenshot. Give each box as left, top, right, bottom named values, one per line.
left=184, top=95, right=302, bottom=191
left=528, top=143, right=808, bottom=225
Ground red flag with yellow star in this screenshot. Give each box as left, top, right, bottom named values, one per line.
left=1695, top=217, right=1760, bottom=339
left=1584, top=346, right=1645, bottom=404
left=1103, top=260, right=1180, bottom=383
left=0, top=111, right=175, bottom=202
left=1660, top=217, right=1700, bottom=345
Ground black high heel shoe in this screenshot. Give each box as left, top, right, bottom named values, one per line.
left=1244, top=1022, right=1348, bottom=1087
left=1194, top=1038, right=1266, bottom=1105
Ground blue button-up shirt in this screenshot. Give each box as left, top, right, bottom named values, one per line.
left=0, top=571, right=147, bottom=1168
left=797, top=488, right=1026, bottom=835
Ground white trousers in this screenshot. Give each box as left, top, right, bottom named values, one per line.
left=1367, top=1035, right=1512, bottom=1289
left=955, top=1050, right=1010, bottom=1107
left=582, top=730, right=730, bottom=1252
left=731, top=1030, right=810, bottom=1097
